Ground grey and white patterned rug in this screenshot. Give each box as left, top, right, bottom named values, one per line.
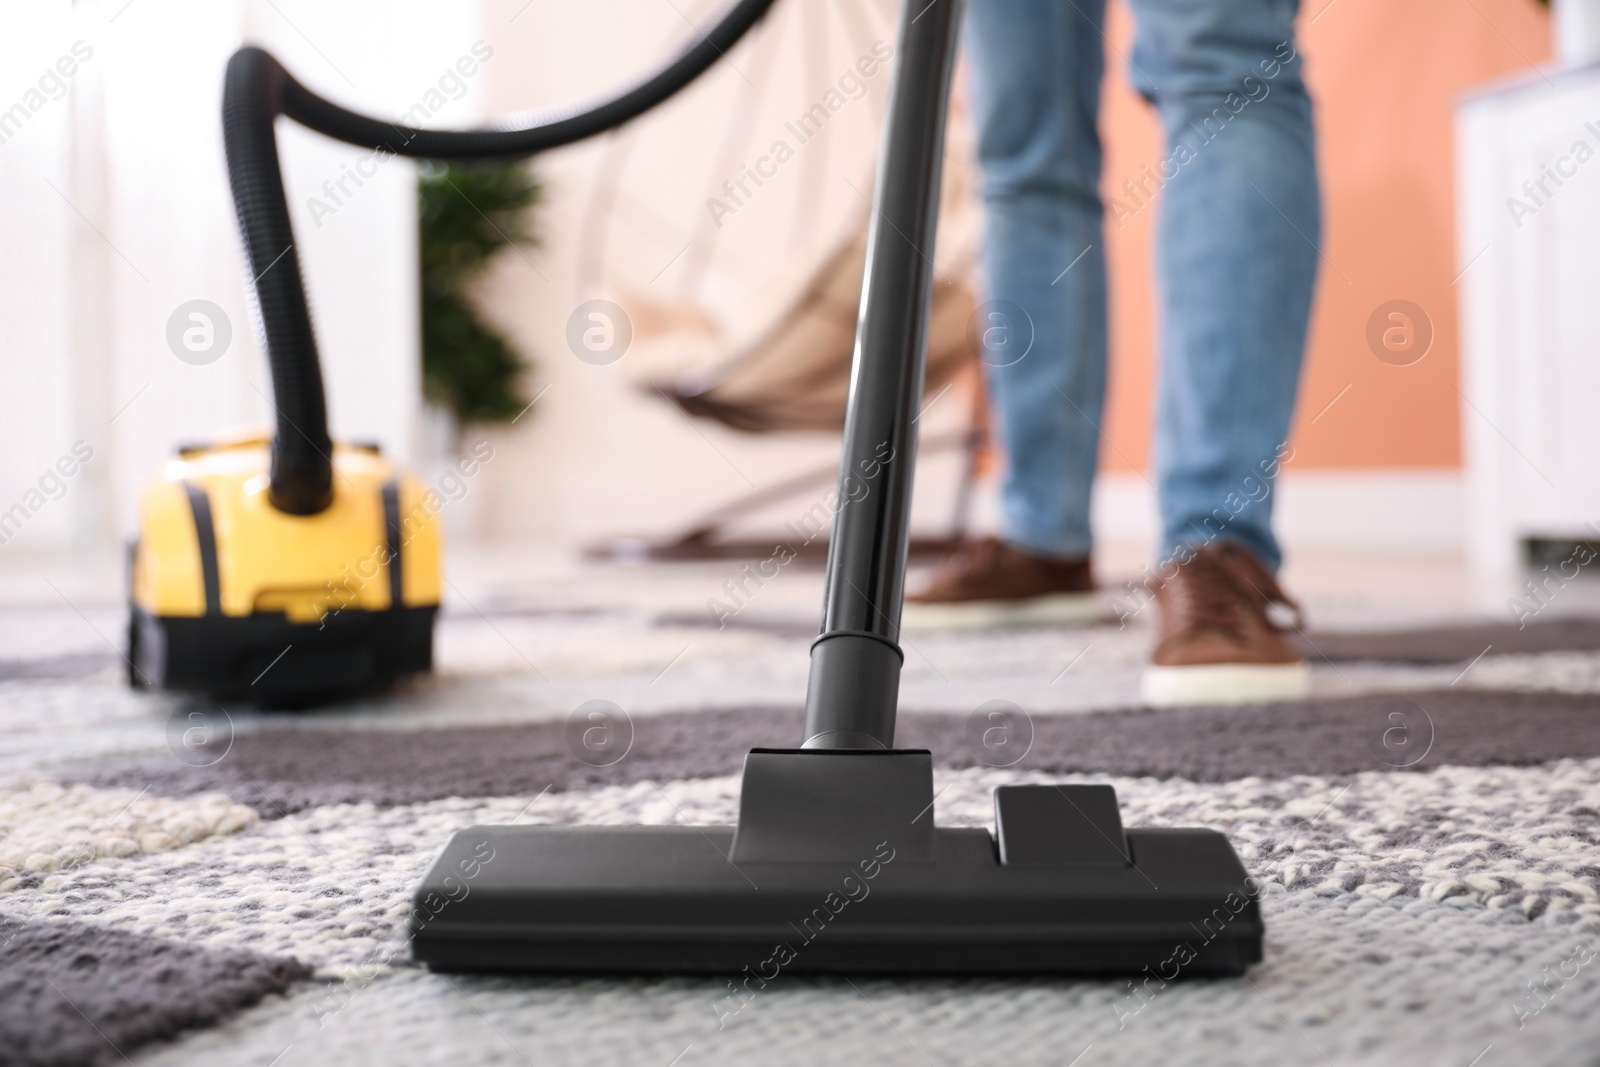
left=3, top=561, right=1599, bottom=1067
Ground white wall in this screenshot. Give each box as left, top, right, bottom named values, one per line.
left=0, top=2, right=80, bottom=550
left=0, top=0, right=483, bottom=553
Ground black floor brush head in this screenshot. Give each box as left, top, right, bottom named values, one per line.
left=409, top=755, right=1263, bottom=977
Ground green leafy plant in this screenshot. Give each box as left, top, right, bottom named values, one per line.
left=418, top=160, right=542, bottom=425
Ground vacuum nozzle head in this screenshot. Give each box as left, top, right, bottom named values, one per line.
left=409, top=752, right=1263, bottom=976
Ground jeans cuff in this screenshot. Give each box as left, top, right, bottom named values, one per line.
left=1003, top=528, right=1092, bottom=562
left=1160, top=531, right=1281, bottom=574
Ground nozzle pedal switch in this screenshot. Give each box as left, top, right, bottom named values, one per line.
left=995, top=784, right=1132, bottom=866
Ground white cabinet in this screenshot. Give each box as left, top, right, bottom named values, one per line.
left=1457, top=64, right=1600, bottom=590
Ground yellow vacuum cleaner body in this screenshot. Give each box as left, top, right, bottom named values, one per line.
left=129, top=436, right=440, bottom=703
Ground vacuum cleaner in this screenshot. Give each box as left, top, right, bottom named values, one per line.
left=126, top=78, right=451, bottom=703
left=228, top=0, right=1263, bottom=974
left=127, top=435, right=439, bottom=703
left=130, top=0, right=791, bottom=705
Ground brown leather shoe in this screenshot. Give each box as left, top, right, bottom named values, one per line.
left=1140, top=540, right=1311, bottom=706
left=903, top=536, right=1098, bottom=631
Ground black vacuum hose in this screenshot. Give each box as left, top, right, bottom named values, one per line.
left=222, top=0, right=782, bottom=514
left=223, top=50, right=331, bottom=514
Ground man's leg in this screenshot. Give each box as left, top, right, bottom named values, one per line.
left=1126, top=0, right=1319, bottom=571
left=965, top=0, right=1109, bottom=560
left=1125, top=0, right=1320, bottom=704
left=902, top=0, right=1110, bottom=631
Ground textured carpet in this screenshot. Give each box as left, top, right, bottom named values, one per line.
left=1290, top=615, right=1600, bottom=664
left=0, top=917, right=310, bottom=1067
left=3, top=597, right=1600, bottom=1066
left=60, top=688, right=1600, bottom=813
left=687, top=610, right=1600, bottom=664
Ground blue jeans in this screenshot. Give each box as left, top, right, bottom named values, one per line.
left=964, top=0, right=1320, bottom=571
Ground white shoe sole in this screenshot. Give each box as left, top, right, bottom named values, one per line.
left=900, top=592, right=1102, bottom=632
left=1139, top=662, right=1312, bottom=707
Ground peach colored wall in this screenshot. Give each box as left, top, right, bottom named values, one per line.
left=1095, top=0, right=1550, bottom=472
